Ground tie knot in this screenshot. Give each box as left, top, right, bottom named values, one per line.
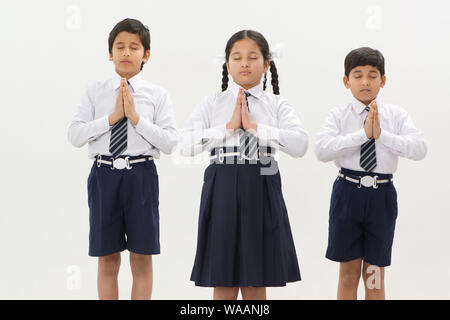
left=244, top=91, right=251, bottom=98
left=364, top=106, right=370, bottom=112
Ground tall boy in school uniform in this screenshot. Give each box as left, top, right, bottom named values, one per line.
left=68, top=18, right=177, bottom=299
left=315, top=47, right=427, bottom=300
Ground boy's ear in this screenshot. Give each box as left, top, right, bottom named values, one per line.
left=380, top=75, right=386, bottom=88
left=343, top=75, right=350, bottom=89
left=142, top=50, right=151, bottom=63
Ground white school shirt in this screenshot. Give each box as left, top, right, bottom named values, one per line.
left=180, top=81, right=309, bottom=157
left=314, top=96, right=427, bottom=174
left=68, top=72, right=178, bottom=159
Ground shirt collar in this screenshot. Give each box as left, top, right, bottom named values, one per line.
left=230, top=80, right=264, bottom=99
left=112, top=71, right=142, bottom=92
left=351, top=95, right=383, bottom=114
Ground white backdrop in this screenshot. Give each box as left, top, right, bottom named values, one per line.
left=0, top=0, right=448, bottom=299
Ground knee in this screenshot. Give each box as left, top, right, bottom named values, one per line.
left=214, top=287, right=239, bottom=300
left=340, top=270, right=361, bottom=288
left=240, top=287, right=266, bottom=300
left=130, top=253, right=152, bottom=276
left=363, top=266, right=384, bottom=290
left=98, top=253, right=121, bottom=277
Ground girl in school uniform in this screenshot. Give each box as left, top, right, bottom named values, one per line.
left=181, top=30, right=309, bottom=300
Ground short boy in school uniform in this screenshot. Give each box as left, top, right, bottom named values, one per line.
left=68, top=18, right=178, bottom=299
left=315, top=47, right=427, bottom=300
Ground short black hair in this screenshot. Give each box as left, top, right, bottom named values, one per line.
left=344, top=47, right=385, bottom=77
left=108, top=18, right=150, bottom=70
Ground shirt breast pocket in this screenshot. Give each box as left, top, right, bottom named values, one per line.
left=134, top=95, right=156, bottom=122
left=379, top=115, right=396, bottom=135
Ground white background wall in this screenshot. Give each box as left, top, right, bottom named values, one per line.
left=0, top=0, right=448, bottom=299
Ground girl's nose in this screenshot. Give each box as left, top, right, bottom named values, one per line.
left=241, top=59, right=249, bottom=67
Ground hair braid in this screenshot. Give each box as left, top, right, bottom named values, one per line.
left=221, top=63, right=229, bottom=91
left=269, top=61, right=280, bottom=95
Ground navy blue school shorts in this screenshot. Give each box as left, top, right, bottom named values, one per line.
left=87, top=155, right=160, bottom=257
left=326, top=168, right=398, bottom=267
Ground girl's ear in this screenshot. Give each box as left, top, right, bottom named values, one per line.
left=109, top=52, right=113, bottom=61
left=343, top=75, right=350, bottom=89
left=142, top=50, right=151, bottom=63
left=226, top=61, right=230, bottom=74
left=380, top=75, right=386, bottom=88
left=264, top=60, right=270, bottom=73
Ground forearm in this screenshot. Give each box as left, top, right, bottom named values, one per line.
left=135, top=116, right=178, bottom=154
left=180, top=124, right=233, bottom=157
left=377, top=128, right=427, bottom=160
left=68, top=115, right=110, bottom=148
left=315, top=129, right=367, bottom=162
left=257, top=123, right=309, bottom=158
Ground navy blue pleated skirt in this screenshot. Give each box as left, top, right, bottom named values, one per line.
left=190, top=155, right=301, bottom=287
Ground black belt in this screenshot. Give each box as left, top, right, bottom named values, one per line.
left=337, top=168, right=393, bottom=189
left=95, top=155, right=154, bottom=170
left=210, top=146, right=275, bottom=164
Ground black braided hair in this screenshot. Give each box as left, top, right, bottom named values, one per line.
left=263, top=73, right=267, bottom=91
left=269, top=61, right=280, bottom=95
left=221, top=63, right=229, bottom=92
left=221, top=30, right=280, bottom=94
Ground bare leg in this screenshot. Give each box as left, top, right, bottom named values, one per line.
left=362, top=261, right=385, bottom=300
left=214, top=287, right=239, bottom=300
left=337, top=258, right=363, bottom=300
left=129, top=252, right=153, bottom=300
left=240, top=287, right=267, bottom=300
left=97, top=252, right=121, bottom=300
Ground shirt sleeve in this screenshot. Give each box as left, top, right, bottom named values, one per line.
left=180, top=94, right=234, bottom=157
left=314, top=107, right=368, bottom=162
left=377, top=107, right=427, bottom=160
left=134, top=88, right=178, bottom=154
left=67, top=84, right=111, bottom=148
left=256, top=97, right=309, bottom=158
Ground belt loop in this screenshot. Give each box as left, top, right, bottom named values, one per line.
left=125, top=156, right=132, bottom=170
left=373, top=175, right=378, bottom=189
left=225, top=146, right=233, bottom=165
left=96, top=155, right=102, bottom=168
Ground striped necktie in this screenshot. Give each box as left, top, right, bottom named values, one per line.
left=109, top=81, right=129, bottom=158
left=360, top=106, right=377, bottom=172
left=238, top=91, right=259, bottom=159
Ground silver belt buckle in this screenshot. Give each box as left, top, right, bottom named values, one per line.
left=113, top=158, right=127, bottom=170
left=359, top=175, right=378, bottom=188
